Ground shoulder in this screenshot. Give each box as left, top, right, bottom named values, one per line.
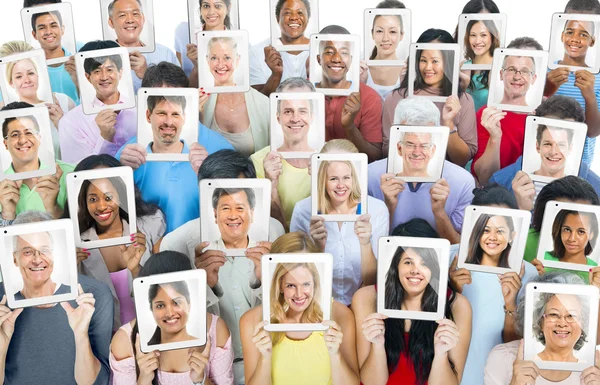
left=137, top=211, right=166, bottom=232
left=292, top=197, right=311, bottom=215
left=60, top=105, right=84, bottom=126
left=79, top=274, right=112, bottom=300
left=251, top=146, right=271, bottom=163
left=368, top=158, right=387, bottom=177
left=174, top=22, right=189, bottom=40
left=248, top=87, right=269, bottom=103
left=214, top=314, right=231, bottom=348
left=458, top=91, right=474, bottom=105
left=442, top=161, right=475, bottom=187
left=350, top=285, right=377, bottom=309
left=56, top=159, right=76, bottom=175
left=240, top=305, right=263, bottom=330
left=250, top=39, right=270, bottom=57
left=488, top=340, right=519, bottom=362
left=451, top=292, right=472, bottom=317
left=111, top=322, right=135, bottom=360
left=198, top=122, right=234, bottom=152
left=490, top=159, right=521, bottom=187
left=383, top=88, right=404, bottom=108
left=359, top=83, right=381, bottom=99
left=154, top=44, right=178, bottom=62
left=269, top=217, right=285, bottom=239
left=367, top=195, right=388, bottom=212
left=332, top=300, right=354, bottom=325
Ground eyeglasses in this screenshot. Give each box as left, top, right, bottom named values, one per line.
left=4, top=130, right=37, bottom=142
left=13, top=247, right=53, bottom=258
left=502, top=67, right=534, bottom=78
left=402, top=142, right=432, bottom=151
left=543, top=312, right=582, bottom=324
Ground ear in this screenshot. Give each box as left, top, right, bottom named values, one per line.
left=60, top=25, right=65, bottom=36
left=397, top=142, right=403, bottom=156
left=499, top=69, right=504, bottom=81
left=108, top=16, right=114, bottom=30
left=146, top=109, right=151, bottom=124
left=535, top=141, right=541, bottom=153
left=317, top=54, right=321, bottom=66
left=31, top=30, right=38, bottom=40
left=85, top=73, right=91, bottom=83
left=250, top=208, right=254, bottom=223
left=13, top=254, right=18, bottom=267
left=431, top=144, right=436, bottom=156
left=531, top=73, right=537, bottom=85
left=213, top=209, right=217, bottom=224
left=117, top=68, right=123, bottom=80
left=3, top=139, right=8, bottom=151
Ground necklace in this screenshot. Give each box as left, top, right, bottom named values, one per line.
left=218, top=94, right=245, bottom=112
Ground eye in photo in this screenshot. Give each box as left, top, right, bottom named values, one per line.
left=270, top=92, right=325, bottom=159
left=377, top=236, right=450, bottom=321
left=75, top=47, right=136, bottom=115
left=457, top=13, right=507, bottom=71
left=487, top=48, right=549, bottom=113
left=408, top=43, right=460, bottom=103
left=0, top=50, right=53, bottom=106
left=549, top=13, right=600, bottom=73
left=364, top=8, right=411, bottom=66
left=522, top=116, right=586, bottom=184
left=0, top=219, right=78, bottom=309
left=137, top=88, right=199, bottom=162
left=309, top=34, right=360, bottom=97
left=0, top=106, right=56, bottom=181
left=537, top=201, right=600, bottom=272
left=262, top=253, right=333, bottom=332
left=269, top=0, right=318, bottom=52
left=457, top=205, right=531, bottom=274
left=21, top=3, right=77, bottom=65
left=199, top=178, right=271, bottom=257
left=100, top=0, right=156, bottom=54
left=66, top=166, right=137, bottom=249
left=523, top=282, right=599, bottom=371
left=311, top=153, right=368, bottom=222
left=387, top=126, right=449, bottom=183
left=196, top=29, right=250, bottom=94
left=134, top=270, right=207, bottom=353
left=187, top=0, right=240, bottom=44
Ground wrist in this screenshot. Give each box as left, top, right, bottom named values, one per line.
left=1, top=211, right=16, bottom=221
left=48, top=203, right=63, bottom=219
left=129, top=264, right=141, bottom=278
left=100, top=130, right=116, bottom=142
left=74, top=331, right=91, bottom=345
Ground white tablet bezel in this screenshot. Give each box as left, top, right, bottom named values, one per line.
left=75, top=47, right=136, bottom=115
left=99, top=0, right=156, bottom=54
left=0, top=106, right=57, bottom=181
left=523, top=282, right=599, bottom=371
left=133, top=269, right=207, bottom=353
left=548, top=13, right=600, bottom=74
left=0, top=50, right=53, bottom=105
left=262, top=253, right=333, bottom=332
left=536, top=200, right=600, bottom=272
left=21, top=3, right=78, bottom=66
left=487, top=48, right=549, bottom=114
left=457, top=205, right=531, bottom=274
left=457, top=13, right=507, bottom=71
left=66, top=166, right=138, bottom=249
left=196, top=29, right=250, bottom=94
left=0, top=219, right=79, bottom=309
left=136, top=87, right=199, bottom=162
left=408, top=43, right=461, bottom=103
left=522, top=116, right=586, bottom=184
left=377, top=236, right=450, bottom=321
left=269, top=92, right=325, bottom=159
left=187, top=0, right=241, bottom=45
left=309, top=34, right=361, bottom=97
left=364, top=8, right=412, bottom=66
left=269, top=0, right=319, bottom=52
left=310, top=153, right=368, bottom=222
left=386, top=125, right=449, bottom=183
left=199, top=178, right=271, bottom=257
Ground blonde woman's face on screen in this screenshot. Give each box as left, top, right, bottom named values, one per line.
left=10, top=60, right=39, bottom=100
left=151, top=285, right=190, bottom=333
left=281, top=266, right=315, bottom=313
left=325, top=161, right=353, bottom=206
left=207, top=41, right=239, bottom=86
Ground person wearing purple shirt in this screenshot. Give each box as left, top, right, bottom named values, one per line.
left=58, top=40, right=136, bottom=164
left=367, top=97, right=475, bottom=243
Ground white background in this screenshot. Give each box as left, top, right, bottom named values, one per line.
left=21, top=3, right=77, bottom=58
left=489, top=50, right=546, bottom=108
left=0, top=51, right=53, bottom=104
left=549, top=18, right=600, bottom=69
left=2, top=228, right=72, bottom=293
left=388, top=129, right=446, bottom=177
left=197, top=31, right=249, bottom=89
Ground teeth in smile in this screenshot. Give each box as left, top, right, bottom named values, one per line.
left=30, top=267, right=45, bottom=271
left=288, top=24, right=300, bottom=27
left=227, top=223, right=241, bottom=227
left=292, top=298, right=306, bottom=305
left=407, top=277, right=422, bottom=283
left=164, top=319, right=179, bottom=324
left=96, top=212, right=111, bottom=220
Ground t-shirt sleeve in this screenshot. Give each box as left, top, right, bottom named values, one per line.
left=471, top=106, right=489, bottom=177
left=290, top=200, right=311, bottom=233
left=456, top=93, right=478, bottom=159
left=483, top=343, right=517, bottom=385
left=249, top=44, right=269, bottom=86
left=251, top=151, right=267, bottom=179
left=356, top=85, right=383, bottom=143
left=370, top=199, right=390, bottom=257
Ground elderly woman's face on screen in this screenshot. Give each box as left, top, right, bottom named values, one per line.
left=562, top=20, right=595, bottom=60
left=479, top=215, right=512, bottom=258
left=10, top=59, right=40, bottom=100
left=541, top=294, right=583, bottom=351
left=469, top=21, right=493, bottom=57
left=85, top=178, right=122, bottom=228
left=200, top=0, right=229, bottom=30
left=281, top=266, right=315, bottom=313
left=418, top=50, right=445, bottom=88
left=372, top=15, right=403, bottom=56
left=560, top=213, right=594, bottom=257
left=151, top=284, right=191, bottom=333
left=13, top=232, right=54, bottom=286
left=325, top=161, right=353, bottom=206
left=207, top=40, right=239, bottom=86
left=398, top=248, right=432, bottom=295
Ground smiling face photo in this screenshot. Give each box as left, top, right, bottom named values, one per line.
left=3, top=115, right=41, bottom=173
left=462, top=19, right=502, bottom=66
left=365, top=10, right=409, bottom=64
left=397, top=131, right=436, bottom=177
left=197, top=30, right=249, bottom=93
left=213, top=187, right=255, bottom=248
left=500, top=55, right=538, bottom=105
left=466, top=214, right=516, bottom=267
left=0, top=52, right=53, bottom=106
left=188, top=0, right=239, bottom=44
left=408, top=44, right=459, bottom=101
left=545, top=209, right=599, bottom=267
left=317, top=160, right=362, bottom=216
left=270, top=262, right=323, bottom=322
left=316, top=40, right=353, bottom=88
left=549, top=14, right=600, bottom=71
left=147, top=280, right=197, bottom=345
left=206, top=36, right=240, bottom=86
left=101, top=0, right=155, bottom=52
left=85, top=54, right=123, bottom=102
left=147, top=96, right=186, bottom=150
left=271, top=0, right=317, bottom=50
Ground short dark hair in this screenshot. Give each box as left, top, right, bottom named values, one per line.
left=142, top=62, right=190, bottom=88
left=507, top=37, right=544, bottom=51
left=472, top=183, right=518, bottom=209
left=146, top=95, right=187, bottom=114
left=377, top=0, right=406, bottom=8
left=80, top=40, right=122, bottom=75
left=532, top=176, right=600, bottom=232
left=275, top=0, right=311, bottom=22
left=391, top=218, right=440, bottom=238
left=23, top=0, right=61, bottom=7
left=31, top=10, right=63, bottom=32
left=535, top=95, right=585, bottom=122
left=319, top=25, right=350, bottom=34
left=197, top=150, right=256, bottom=181
left=211, top=187, right=256, bottom=210
left=565, top=0, right=600, bottom=14
left=1, top=102, right=36, bottom=138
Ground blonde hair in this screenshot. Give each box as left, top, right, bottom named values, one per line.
left=269, top=262, right=324, bottom=344
left=0, top=41, right=37, bottom=85
left=270, top=231, right=320, bottom=254
left=207, top=36, right=239, bottom=57
left=321, top=139, right=359, bottom=154
left=317, top=160, right=361, bottom=214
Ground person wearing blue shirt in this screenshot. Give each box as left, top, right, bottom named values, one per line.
left=116, top=62, right=233, bottom=234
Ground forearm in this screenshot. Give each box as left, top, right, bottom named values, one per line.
left=189, top=65, right=199, bottom=88
left=359, top=345, right=389, bottom=385
left=428, top=353, right=459, bottom=385
left=74, top=334, right=101, bottom=385
left=344, top=123, right=382, bottom=162
left=584, top=96, right=600, bottom=138
left=502, top=311, right=519, bottom=343
left=47, top=203, right=65, bottom=219
left=256, top=73, right=282, bottom=97
left=433, top=211, right=461, bottom=244
left=247, top=356, right=272, bottom=385
left=360, top=243, right=377, bottom=286
left=446, top=132, right=472, bottom=167
left=473, top=137, right=501, bottom=185
left=330, top=352, right=359, bottom=385
left=0, top=350, right=6, bottom=385
left=270, top=185, right=289, bottom=232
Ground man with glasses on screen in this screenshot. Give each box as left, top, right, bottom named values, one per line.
left=12, top=231, right=57, bottom=300
left=2, top=114, right=44, bottom=175
left=396, top=131, right=437, bottom=178
left=499, top=54, right=538, bottom=107
left=146, top=95, right=187, bottom=154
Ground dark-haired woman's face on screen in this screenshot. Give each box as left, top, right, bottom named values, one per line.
left=469, top=21, right=493, bottom=58
left=281, top=266, right=315, bottom=313
left=479, top=215, right=512, bottom=259
left=151, top=284, right=191, bottom=334
left=398, top=248, right=432, bottom=295
left=85, top=178, right=122, bottom=228
left=418, top=50, right=445, bottom=88
left=201, top=0, right=229, bottom=30
left=372, top=15, right=403, bottom=58
left=560, top=213, right=594, bottom=258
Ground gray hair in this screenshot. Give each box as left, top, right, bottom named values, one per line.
left=398, top=131, right=433, bottom=144
left=211, top=187, right=256, bottom=210
left=11, top=210, right=54, bottom=254
left=207, top=37, right=238, bottom=57
left=393, top=98, right=440, bottom=126
left=276, top=77, right=316, bottom=116
left=108, top=0, right=144, bottom=18
left=515, top=272, right=589, bottom=350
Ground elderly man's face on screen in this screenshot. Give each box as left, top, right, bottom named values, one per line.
left=398, top=132, right=436, bottom=175
left=108, top=0, right=145, bottom=46
left=277, top=99, right=313, bottom=144
left=146, top=98, right=186, bottom=146
left=32, top=12, right=65, bottom=52
left=4, top=116, right=41, bottom=167
left=317, top=40, right=352, bottom=83
left=500, top=55, right=537, bottom=101
left=13, top=232, right=54, bottom=288
left=214, top=190, right=254, bottom=242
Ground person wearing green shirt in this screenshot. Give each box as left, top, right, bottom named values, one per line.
left=543, top=208, right=598, bottom=267
left=0, top=102, right=74, bottom=223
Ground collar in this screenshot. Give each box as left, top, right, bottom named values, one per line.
left=91, top=93, right=126, bottom=108
left=5, top=159, right=46, bottom=175
left=146, top=139, right=190, bottom=155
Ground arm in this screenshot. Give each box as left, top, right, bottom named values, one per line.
left=430, top=179, right=461, bottom=244
left=472, top=107, right=507, bottom=184
left=0, top=295, right=23, bottom=385
left=356, top=214, right=377, bottom=287
left=576, top=70, right=600, bottom=138
left=442, top=96, right=472, bottom=166
left=240, top=308, right=272, bottom=385
left=252, top=46, right=283, bottom=96
left=341, top=92, right=383, bottom=163
left=207, top=316, right=234, bottom=385
left=501, top=264, right=525, bottom=343
left=328, top=302, right=360, bottom=385
left=186, top=44, right=200, bottom=89
left=260, top=151, right=288, bottom=231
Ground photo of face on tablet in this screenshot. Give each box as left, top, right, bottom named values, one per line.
left=3, top=115, right=44, bottom=174
left=558, top=19, right=598, bottom=68
left=367, top=12, right=406, bottom=62
left=272, top=0, right=314, bottom=47
left=534, top=125, right=575, bottom=179
left=465, top=214, right=516, bottom=268
left=394, top=131, right=437, bottom=178
left=1, top=54, right=52, bottom=105
left=462, top=19, right=501, bottom=66
left=27, top=6, right=76, bottom=63
left=145, top=95, right=189, bottom=154
left=276, top=98, right=316, bottom=153
left=206, top=36, right=242, bottom=87
left=315, top=39, right=355, bottom=90
left=414, top=48, right=455, bottom=97
left=209, top=187, right=256, bottom=250
left=104, top=0, right=153, bottom=49
left=81, top=50, right=134, bottom=110
left=544, top=209, right=599, bottom=267
left=316, top=160, right=362, bottom=215
left=270, top=262, right=323, bottom=325
left=147, top=280, right=199, bottom=346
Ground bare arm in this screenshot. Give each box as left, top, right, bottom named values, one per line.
left=473, top=107, right=507, bottom=184
left=431, top=179, right=461, bottom=244
left=577, top=70, right=600, bottom=138
left=240, top=307, right=272, bottom=385
left=329, top=302, right=360, bottom=385
left=356, top=214, right=377, bottom=286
